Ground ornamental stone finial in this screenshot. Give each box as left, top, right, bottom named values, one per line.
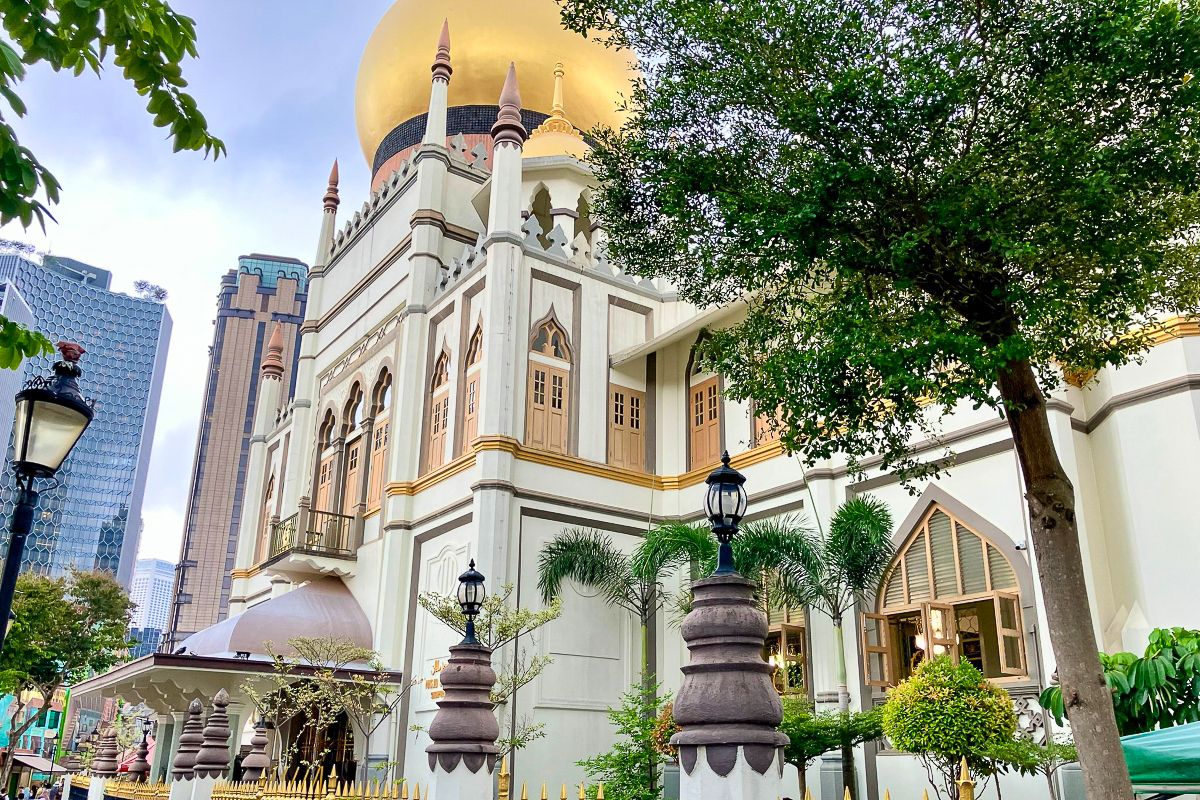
left=193, top=689, right=232, bottom=779
left=261, top=322, right=285, bottom=380
left=172, top=699, right=206, bottom=781
left=491, top=63, right=527, bottom=148
left=670, top=574, right=788, bottom=794
left=240, top=718, right=272, bottom=782
left=432, top=19, right=452, bottom=82
left=323, top=160, right=340, bottom=212
left=91, top=727, right=120, bottom=777
left=426, top=642, right=500, bottom=800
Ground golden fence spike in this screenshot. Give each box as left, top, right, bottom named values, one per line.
left=597, top=785, right=604, bottom=800
left=803, top=789, right=813, bottom=800
left=922, top=791, right=930, bottom=800
left=521, top=783, right=528, bottom=800
left=413, top=785, right=421, bottom=800
left=560, top=783, right=568, bottom=800
left=578, top=783, right=586, bottom=800
left=883, top=791, right=891, bottom=800
left=541, top=784, right=548, bottom=800
left=844, top=790, right=852, bottom=800
left=401, top=782, right=409, bottom=800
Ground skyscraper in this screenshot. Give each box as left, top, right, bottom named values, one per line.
left=0, top=279, right=34, bottom=441
left=165, top=255, right=306, bottom=648
left=128, top=557, right=174, bottom=659
left=0, top=253, right=170, bottom=587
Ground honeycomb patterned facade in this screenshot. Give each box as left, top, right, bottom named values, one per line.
left=0, top=254, right=170, bottom=587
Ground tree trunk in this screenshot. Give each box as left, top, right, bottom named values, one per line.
left=798, top=760, right=807, bottom=799
left=831, top=616, right=858, bottom=800
left=995, top=358, right=1133, bottom=800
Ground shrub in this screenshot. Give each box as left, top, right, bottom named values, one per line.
left=578, top=680, right=670, bottom=800
left=779, top=696, right=884, bottom=799
left=881, top=657, right=1017, bottom=800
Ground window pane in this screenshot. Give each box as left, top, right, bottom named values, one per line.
left=883, top=569, right=904, bottom=608
left=958, top=523, right=987, bottom=593
left=988, top=545, right=1016, bottom=589
left=905, top=531, right=930, bottom=602
left=630, top=396, right=641, bottom=430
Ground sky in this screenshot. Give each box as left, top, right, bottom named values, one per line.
left=0, top=0, right=396, bottom=562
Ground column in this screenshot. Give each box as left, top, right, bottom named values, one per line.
left=425, top=643, right=500, bottom=800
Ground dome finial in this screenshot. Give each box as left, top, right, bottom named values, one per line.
left=551, top=62, right=566, bottom=119
left=432, top=19, right=452, bottom=83
left=492, top=62, right=527, bottom=147
left=526, top=63, right=584, bottom=148
left=323, top=159, right=340, bottom=212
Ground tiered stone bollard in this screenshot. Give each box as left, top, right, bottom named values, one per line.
left=425, top=642, right=500, bottom=800
left=240, top=719, right=271, bottom=782
left=129, top=735, right=152, bottom=783
left=88, top=728, right=120, bottom=800
left=670, top=574, right=789, bottom=800
left=191, top=689, right=233, bottom=800
left=169, top=699, right=206, bottom=800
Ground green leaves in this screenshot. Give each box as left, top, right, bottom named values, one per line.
left=1040, top=627, right=1200, bottom=735
left=577, top=679, right=672, bottom=800
left=780, top=696, right=884, bottom=771
left=0, top=0, right=226, bottom=234
left=0, top=313, right=53, bottom=369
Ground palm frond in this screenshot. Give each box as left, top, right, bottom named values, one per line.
left=536, top=528, right=639, bottom=613
left=736, top=514, right=826, bottom=609
left=633, top=521, right=717, bottom=582
left=827, top=494, right=895, bottom=604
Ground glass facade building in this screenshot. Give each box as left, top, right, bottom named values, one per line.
left=0, top=254, right=171, bottom=587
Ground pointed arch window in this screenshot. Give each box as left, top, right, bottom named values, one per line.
left=341, top=383, right=366, bottom=515
left=462, top=327, right=484, bottom=450
left=526, top=317, right=571, bottom=454
left=315, top=410, right=337, bottom=512
left=426, top=350, right=452, bottom=473
left=863, top=504, right=1026, bottom=687
left=367, top=371, right=392, bottom=513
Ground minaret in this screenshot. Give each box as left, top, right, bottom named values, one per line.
left=473, top=64, right=529, bottom=589
left=233, top=323, right=287, bottom=572
left=424, top=19, right=452, bottom=145
left=279, top=162, right=339, bottom=515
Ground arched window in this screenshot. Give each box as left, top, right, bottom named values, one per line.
left=526, top=316, right=571, bottom=454
left=426, top=350, right=452, bottom=473
left=687, top=342, right=721, bottom=470
left=342, top=384, right=366, bottom=515
left=315, top=411, right=337, bottom=512
left=530, top=186, right=553, bottom=249
left=863, top=504, right=1026, bottom=687
left=462, top=327, right=484, bottom=450
left=367, top=371, right=392, bottom=512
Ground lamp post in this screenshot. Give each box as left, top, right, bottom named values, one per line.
left=455, top=560, right=486, bottom=644
left=703, top=451, right=749, bottom=575
left=0, top=342, right=94, bottom=656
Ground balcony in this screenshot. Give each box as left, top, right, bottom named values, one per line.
left=265, top=508, right=357, bottom=579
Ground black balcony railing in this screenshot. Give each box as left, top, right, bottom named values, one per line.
left=269, top=509, right=354, bottom=559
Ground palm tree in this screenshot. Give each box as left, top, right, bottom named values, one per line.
left=536, top=523, right=715, bottom=685
left=736, top=494, right=894, bottom=799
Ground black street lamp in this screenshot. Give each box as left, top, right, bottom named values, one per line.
left=455, top=560, right=486, bottom=645
left=704, top=451, right=749, bottom=576
left=0, top=342, right=94, bottom=656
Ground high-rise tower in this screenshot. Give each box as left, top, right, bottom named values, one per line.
left=165, top=254, right=307, bottom=648
left=0, top=253, right=170, bottom=587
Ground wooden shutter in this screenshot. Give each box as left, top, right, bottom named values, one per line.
left=548, top=368, right=568, bottom=454
left=862, top=613, right=893, bottom=687
left=315, top=455, right=335, bottom=511
left=924, top=603, right=958, bottom=662
left=428, top=393, right=449, bottom=471
left=462, top=373, right=480, bottom=447
left=608, top=386, right=646, bottom=472
left=689, top=376, right=720, bottom=469
left=367, top=416, right=388, bottom=511
left=994, top=591, right=1026, bottom=675
left=342, top=442, right=361, bottom=514
left=526, top=365, right=549, bottom=450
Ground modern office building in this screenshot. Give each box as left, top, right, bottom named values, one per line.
left=0, top=279, right=35, bottom=442
left=130, top=557, right=175, bottom=631
left=0, top=253, right=171, bottom=587
left=164, top=255, right=307, bottom=649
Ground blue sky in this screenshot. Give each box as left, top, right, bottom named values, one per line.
left=0, top=0, right=396, bottom=562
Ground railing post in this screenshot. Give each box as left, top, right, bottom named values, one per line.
left=297, top=497, right=311, bottom=548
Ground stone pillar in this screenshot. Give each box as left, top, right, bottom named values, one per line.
left=191, top=690, right=232, bottom=800
left=425, top=643, right=500, bottom=800
left=151, top=714, right=180, bottom=784
left=240, top=719, right=271, bottom=783
left=88, top=729, right=119, bottom=800
left=670, top=575, right=788, bottom=800
left=169, top=699, right=205, bottom=800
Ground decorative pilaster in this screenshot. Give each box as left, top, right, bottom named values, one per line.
left=426, top=643, right=500, bottom=800
left=670, top=575, right=788, bottom=800
left=240, top=719, right=271, bottom=783
left=190, top=691, right=232, bottom=800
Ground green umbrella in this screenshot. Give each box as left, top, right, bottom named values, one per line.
left=1123, top=721, right=1200, bottom=794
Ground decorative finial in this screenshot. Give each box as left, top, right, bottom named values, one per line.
left=491, top=62, right=527, bottom=147
left=432, top=19, right=452, bottom=82
left=528, top=63, right=584, bottom=143
left=193, top=688, right=233, bottom=779
left=261, top=323, right=285, bottom=379
left=552, top=63, right=565, bottom=117
left=323, top=160, right=340, bottom=212
left=721, top=450, right=731, bottom=465
left=56, top=342, right=85, bottom=362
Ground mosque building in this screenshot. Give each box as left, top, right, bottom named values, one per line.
left=70, top=2, right=1200, bottom=798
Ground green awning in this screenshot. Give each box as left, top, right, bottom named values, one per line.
left=1123, top=721, right=1200, bottom=794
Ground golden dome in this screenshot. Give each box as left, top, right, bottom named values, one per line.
left=354, top=0, right=637, bottom=167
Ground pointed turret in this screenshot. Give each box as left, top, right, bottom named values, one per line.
left=423, top=21, right=452, bottom=144
left=323, top=160, right=339, bottom=212
left=491, top=63, right=527, bottom=148
left=432, top=19, right=452, bottom=83
left=261, top=322, right=285, bottom=380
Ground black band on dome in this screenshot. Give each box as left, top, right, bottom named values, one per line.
left=372, top=106, right=551, bottom=175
